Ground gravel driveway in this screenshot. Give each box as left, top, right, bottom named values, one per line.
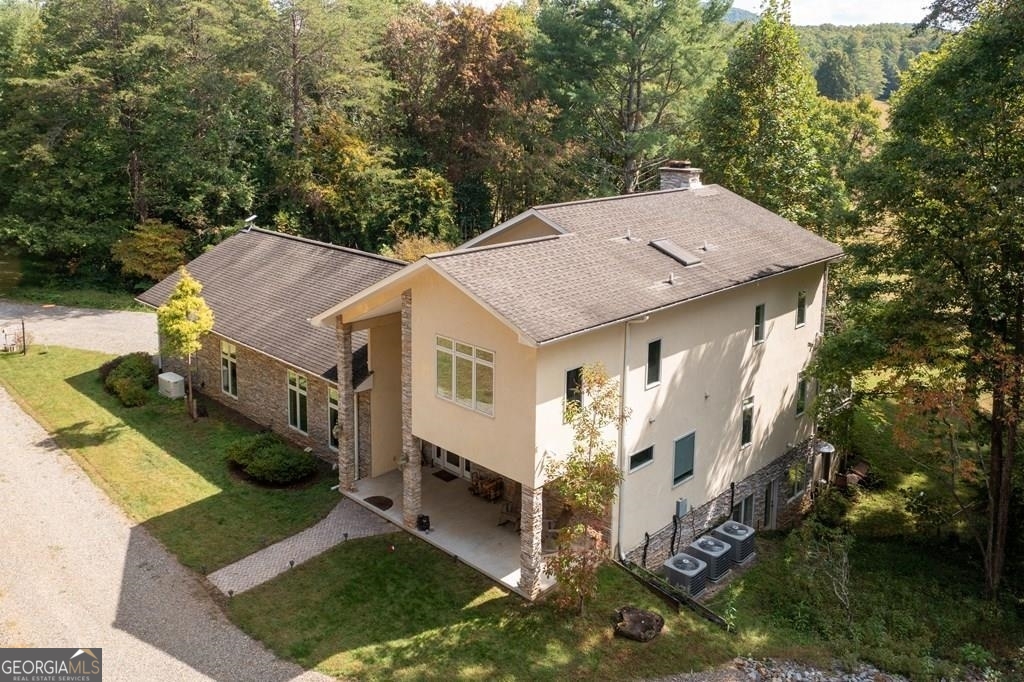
left=0, top=300, right=158, bottom=355
left=0, top=388, right=332, bottom=681
left=0, top=300, right=332, bottom=681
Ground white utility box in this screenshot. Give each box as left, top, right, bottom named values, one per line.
left=158, top=372, right=185, bottom=399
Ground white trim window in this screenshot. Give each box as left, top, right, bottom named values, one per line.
left=673, top=432, right=695, bottom=485
left=220, top=341, right=237, bottom=397
left=787, top=462, right=807, bottom=501
left=732, top=493, right=754, bottom=526
left=796, top=376, right=808, bottom=416
left=564, top=366, right=583, bottom=421
left=287, top=370, right=308, bottom=433
left=796, top=290, right=807, bottom=327
left=741, top=396, right=754, bottom=448
left=754, top=303, right=766, bottom=343
left=629, top=446, right=653, bottom=471
left=435, top=335, right=494, bottom=416
left=646, top=339, right=662, bottom=388
left=328, top=386, right=339, bottom=450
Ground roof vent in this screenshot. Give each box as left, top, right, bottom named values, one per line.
left=650, top=238, right=702, bottom=267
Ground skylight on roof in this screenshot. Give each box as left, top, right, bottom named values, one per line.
left=650, top=239, right=702, bottom=267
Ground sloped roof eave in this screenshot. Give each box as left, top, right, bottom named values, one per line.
left=534, top=253, right=843, bottom=346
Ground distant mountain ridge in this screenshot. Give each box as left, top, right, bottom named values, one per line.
left=724, top=7, right=758, bottom=23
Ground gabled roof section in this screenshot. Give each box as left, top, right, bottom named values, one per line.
left=138, top=228, right=405, bottom=382
left=427, top=185, right=843, bottom=344
left=457, top=209, right=567, bottom=249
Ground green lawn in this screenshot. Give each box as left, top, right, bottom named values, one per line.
left=709, top=398, right=1024, bottom=680
left=4, top=343, right=1021, bottom=680
left=0, top=347, right=339, bottom=570
left=229, top=534, right=737, bottom=681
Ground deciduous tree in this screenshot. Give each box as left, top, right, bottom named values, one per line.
left=157, top=267, right=214, bottom=420
left=847, top=0, right=1024, bottom=595
left=544, top=363, right=626, bottom=615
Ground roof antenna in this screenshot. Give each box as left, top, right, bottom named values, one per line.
left=243, top=215, right=257, bottom=232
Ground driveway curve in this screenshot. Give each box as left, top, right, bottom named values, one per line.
left=0, top=300, right=158, bottom=355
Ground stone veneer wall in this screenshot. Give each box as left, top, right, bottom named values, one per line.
left=356, top=391, right=372, bottom=479
left=625, top=441, right=815, bottom=570
left=161, top=332, right=362, bottom=464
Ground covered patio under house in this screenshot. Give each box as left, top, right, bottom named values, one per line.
left=330, top=291, right=557, bottom=599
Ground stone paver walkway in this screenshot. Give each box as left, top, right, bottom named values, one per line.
left=208, top=497, right=396, bottom=595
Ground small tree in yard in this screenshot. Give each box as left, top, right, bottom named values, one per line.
left=157, top=267, right=213, bottom=420
left=545, top=363, right=626, bottom=615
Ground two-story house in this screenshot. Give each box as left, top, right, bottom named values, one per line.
left=311, top=165, right=843, bottom=599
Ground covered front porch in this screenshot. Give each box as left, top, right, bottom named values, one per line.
left=345, top=464, right=557, bottom=599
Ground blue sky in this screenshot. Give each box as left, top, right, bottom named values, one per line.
left=729, top=0, right=930, bottom=25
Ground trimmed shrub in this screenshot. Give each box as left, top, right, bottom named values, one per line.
left=102, top=352, right=158, bottom=407
left=226, top=433, right=319, bottom=485
left=110, top=352, right=158, bottom=388
left=108, top=376, right=150, bottom=407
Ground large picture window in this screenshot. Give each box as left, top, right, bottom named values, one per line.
left=435, top=335, right=494, bottom=416
left=288, top=370, right=308, bottom=433
left=220, top=341, right=237, bottom=397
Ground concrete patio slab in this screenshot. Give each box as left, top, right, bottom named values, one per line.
left=346, top=466, right=557, bottom=597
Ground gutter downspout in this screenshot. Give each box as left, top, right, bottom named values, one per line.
left=616, top=315, right=649, bottom=561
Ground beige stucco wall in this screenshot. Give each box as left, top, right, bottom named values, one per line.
left=409, top=269, right=539, bottom=484
left=368, top=322, right=403, bottom=476
left=471, top=216, right=559, bottom=247
left=534, top=265, right=826, bottom=552
left=534, top=324, right=625, bottom=474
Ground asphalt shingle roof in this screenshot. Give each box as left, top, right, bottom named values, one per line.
left=138, top=228, right=404, bottom=383
left=429, top=185, right=843, bottom=344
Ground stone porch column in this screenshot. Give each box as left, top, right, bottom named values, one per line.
left=336, top=319, right=356, bottom=492
left=401, top=289, right=421, bottom=530
left=518, top=483, right=544, bottom=599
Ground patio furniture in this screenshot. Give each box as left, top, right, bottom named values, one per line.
left=480, top=476, right=503, bottom=502
left=498, top=501, right=520, bottom=530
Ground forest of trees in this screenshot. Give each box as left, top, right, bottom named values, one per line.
left=0, top=0, right=940, bottom=289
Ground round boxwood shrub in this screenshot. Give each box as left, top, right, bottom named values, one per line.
left=102, top=352, right=158, bottom=407
left=107, top=376, right=150, bottom=407
left=226, top=432, right=319, bottom=485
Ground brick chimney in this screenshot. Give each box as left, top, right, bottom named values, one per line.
left=659, top=160, right=702, bottom=190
